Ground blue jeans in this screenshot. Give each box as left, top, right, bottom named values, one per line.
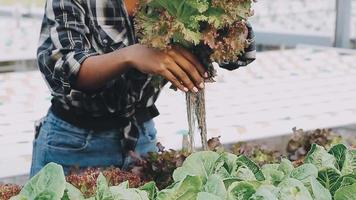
left=30, top=111, right=158, bottom=177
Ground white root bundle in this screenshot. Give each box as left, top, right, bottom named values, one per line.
left=186, top=90, right=208, bottom=152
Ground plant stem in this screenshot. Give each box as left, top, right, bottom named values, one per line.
left=186, top=89, right=208, bottom=153
left=196, top=89, right=208, bottom=150
left=186, top=92, right=196, bottom=153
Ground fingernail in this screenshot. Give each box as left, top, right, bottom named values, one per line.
left=192, top=87, right=199, bottom=93
left=204, top=72, right=209, bottom=78
left=183, top=87, right=189, bottom=92
left=199, top=82, right=205, bottom=89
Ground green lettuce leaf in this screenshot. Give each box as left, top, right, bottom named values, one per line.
left=330, top=174, right=356, bottom=196
left=202, top=7, right=224, bottom=28
left=96, top=173, right=114, bottom=200
left=236, top=156, right=265, bottom=181
left=308, top=177, right=332, bottom=200
left=216, top=152, right=238, bottom=175
left=10, top=163, right=66, bottom=200
left=187, top=0, right=210, bottom=13
left=317, top=168, right=341, bottom=191
left=341, top=150, right=356, bottom=175
left=172, top=21, right=202, bottom=45
left=262, top=164, right=285, bottom=185
left=214, top=153, right=238, bottom=179
left=334, top=183, right=356, bottom=200
left=173, top=151, right=220, bottom=182
left=61, top=183, right=85, bottom=200
left=234, top=166, right=257, bottom=181
left=340, top=175, right=356, bottom=186
left=157, top=176, right=203, bottom=200
left=196, top=192, right=223, bottom=200
left=203, top=175, right=227, bottom=198
left=277, top=178, right=313, bottom=200
left=215, top=167, right=231, bottom=180
left=223, top=178, right=240, bottom=190
left=107, top=181, right=149, bottom=200
left=227, top=181, right=257, bottom=200
left=329, top=144, right=347, bottom=171
left=151, top=0, right=209, bottom=23
left=110, top=187, right=149, bottom=200
left=249, top=185, right=279, bottom=200
left=278, top=159, right=294, bottom=176
left=211, top=0, right=253, bottom=23
left=93, top=175, right=149, bottom=200
left=289, top=164, right=318, bottom=184
left=305, top=144, right=337, bottom=171
left=139, top=182, right=158, bottom=200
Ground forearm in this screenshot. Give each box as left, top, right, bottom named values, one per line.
left=75, top=48, right=133, bottom=91
left=75, top=44, right=206, bottom=93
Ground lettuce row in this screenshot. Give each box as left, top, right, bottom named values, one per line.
left=10, top=144, right=356, bottom=200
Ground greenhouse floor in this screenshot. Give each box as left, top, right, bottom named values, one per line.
left=1, top=46, right=356, bottom=183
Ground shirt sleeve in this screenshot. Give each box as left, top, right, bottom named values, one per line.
left=37, top=0, right=99, bottom=95
left=219, top=22, right=256, bottom=71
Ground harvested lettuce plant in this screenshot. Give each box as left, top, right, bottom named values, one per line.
left=135, top=0, right=255, bottom=151
left=135, top=0, right=254, bottom=66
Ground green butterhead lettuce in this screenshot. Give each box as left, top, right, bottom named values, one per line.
left=277, top=178, right=313, bottom=200
left=172, top=151, right=220, bottom=182
left=61, top=183, right=85, bottom=200
left=236, top=155, right=265, bottom=181
left=95, top=173, right=114, bottom=200
left=305, top=144, right=337, bottom=171
left=331, top=174, right=356, bottom=196
left=250, top=185, right=279, bottom=200
left=227, top=181, right=257, bottom=200
left=139, top=182, right=158, bottom=200
left=8, top=143, right=356, bottom=200
left=157, top=175, right=203, bottom=200
left=334, top=183, right=356, bottom=200
left=262, top=164, right=285, bottom=185
left=278, top=159, right=294, bottom=176
left=317, top=168, right=342, bottom=191
left=308, top=177, right=332, bottom=200
left=341, top=149, right=356, bottom=175
left=234, top=165, right=258, bottom=181
left=289, top=164, right=318, bottom=184
left=196, top=192, right=223, bottom=200
left=329, top=144, right=348, bottom=171
left=203, top=175, right=227, bottom=198
left=10, top=163, right=66, bottom=200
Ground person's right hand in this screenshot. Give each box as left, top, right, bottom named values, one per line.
left=125, top=44, right=207, bottom=93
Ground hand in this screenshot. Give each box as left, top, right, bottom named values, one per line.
left=126, top=44, right=207, bottom=93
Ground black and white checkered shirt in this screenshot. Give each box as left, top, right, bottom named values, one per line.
left=37, top=0, right=256, bottom=152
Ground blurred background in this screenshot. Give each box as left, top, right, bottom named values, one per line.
left=0, top=0, right=355, bottom=184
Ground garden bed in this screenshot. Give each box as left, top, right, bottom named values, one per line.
left=1, top=128, right=355, bottom=200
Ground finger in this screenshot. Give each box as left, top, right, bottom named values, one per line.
left=161, top=69, right=189, bottom=93
left=167, top=50, right=204, bottom=89
left=166, top=60, right=198, bottom=93
left=173, top=46, right=207, bottom=78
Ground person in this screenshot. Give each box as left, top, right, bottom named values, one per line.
left=30, top=0, right=256, bottom=177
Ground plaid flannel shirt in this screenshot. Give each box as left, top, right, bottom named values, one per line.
left=37, top=0, right=256, bottom=152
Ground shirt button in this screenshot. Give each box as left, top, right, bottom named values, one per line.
left=103, top=39, right=108, bottom=44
